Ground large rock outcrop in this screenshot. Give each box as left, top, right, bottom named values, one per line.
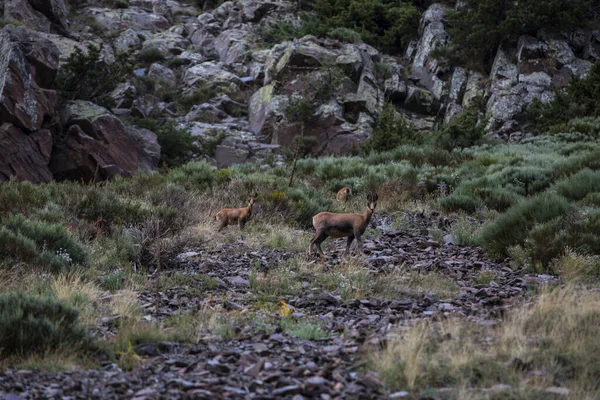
left=50, top=101, right=160, bottom=182
left=3, top=0, right=70, bottom=35
left=0, top=26, right=59, bottom=183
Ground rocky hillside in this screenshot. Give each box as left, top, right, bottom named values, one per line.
left=1, top=0, right=599, bottom=180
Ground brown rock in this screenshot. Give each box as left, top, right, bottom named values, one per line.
left=0, top=123, right=53, bottom=183
left=0, top=26, right=60, bottom=132
left=50, top=101, right=159, bottom=182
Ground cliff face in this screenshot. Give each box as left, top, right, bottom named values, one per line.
left=1, top=0, right=599, bottom=182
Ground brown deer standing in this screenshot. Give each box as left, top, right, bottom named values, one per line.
left=308, top=192, right=378, bottom=258
left=335, top=186, right=352, bottom=211
left=215, top=194, right=257, bottom=232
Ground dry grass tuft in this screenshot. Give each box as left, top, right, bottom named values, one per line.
left=369, top=286, right=600, bottom=397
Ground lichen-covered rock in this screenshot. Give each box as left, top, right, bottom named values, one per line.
left=462, top=71, right=485, bottom=108
left=411, top=4, right=448, bottom=98
left=183, top=61, right=242, bottom=92
left=3, top=0, right=69, bottom=34
left=357, top=71, right=380, bottom=117
left=248, top=83, right=282, bottom=136
left=271, top=39, right=337, bottom=81
left=43, top=33, right=114, bottom=65
left=384, top=74, right=408, bottom=103
left=403, top=86, right=438, bottom=115
left=114, top=28, right=142, bottom=54
left=142, top=29, right=189, bottom=57
left=50, top=101, right=159, bottom=182
left=448, top=67, right=468, bottom=103
left=240, top=0, right=278, bottom=23
left=109, top=82, right=137, bottom=109
left=0, top=123, right=53, bottom=183
left=0, top=26, right=60, bottom=132
left=28, top=0, right=69, bottom=34
left=584, top=31, right=600, bottom=60
left=215, top=29, right=253, bottom=65
left=148, top=63, right=177, bottom=87
left=85, top=7, right=170, bottom=35
left=335, top=46, right=364, bottom=83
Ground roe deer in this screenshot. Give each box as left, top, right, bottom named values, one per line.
left=308, top=192, right=378, bottom=258
left=335, top=186, right=352, bottom=211
left=215, top=193, right=257, bottom=232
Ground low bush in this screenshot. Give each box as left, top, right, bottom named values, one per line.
left=0, top=214, right=88, bottom=271
left=0, top=291, right=94, bottom=358
left=177, top=87, right=218, bottom=113
left=554, top=168, right=600, bottom=202
left=370, top=102, right=417, bottom=152
left=54, top=44, right=132, bottom=108
left=314, top=0, right=420, bottom=52
left=327, top=27, right=362, bottom=43
left=77, top=189, right=149, bottom=227
left=436, top=107, right=485, bottom=151
left=438, top=194, right=480, bottom=213
left=137, top=47, right=165, bottom=65
left=529, top=60, right=600, bottom=133
left=480, top=192, right=575, bottom=257
left=131, top=118, right=201, bottom=168
left=0, top=180, right=50, bottom=216
left=166, top=161, right=215, bottom=191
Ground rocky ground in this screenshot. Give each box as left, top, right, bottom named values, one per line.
left=0, top=213, right=552, bottom=399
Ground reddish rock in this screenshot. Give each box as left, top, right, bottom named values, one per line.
left=0, top=123, right=53, bottom=183
left=0, top=26, right=60, bottom=132
left=50, top=101, right=160, bottom=182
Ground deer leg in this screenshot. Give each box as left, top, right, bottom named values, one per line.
left=310, top=230, right=328, bottom=259
left=308, top=230, right=322, bottom=256
left=344, top=236, right=354, bottom=256
left=217, top=220, right=227, bottom=232
left=354, top=231, right=365, bottom=255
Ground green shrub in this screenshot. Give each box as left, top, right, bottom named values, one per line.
left=54, top=44, right=132, bottom=108
left=480, top=192, right=575, bottom=257
left=77, top=189, right=149, bottom=227
left=112, top=0, right=129, bottom=8
left=262, top=22, right=302, bottom=45
left=131, top=118, right=201, bottom=168
left=498, top=166, right=554, bottom=196
left=477, top=187, right=522, bottom=211
left=555, top=169, right=600, bottom=202
left=166, top=161, right=215, bottom=191
left=327, top=27, right=362, bottom=43
left=529, top=60, right=600, bottom=133
left=0, top=180, right=50, bottom=216
left=439, top=194, right=480, bottom=213
left=374, top=62, right=395, bottom=83
left=0, top=214, right=88, bottom=271
left=314, top=0, right=420, bottom=51
left=177, top=87, right=218, bottom=113
left=553, top=149, right=600, bottom=178
left=137, top=47, right=165, bottom=65
left=447, top=0, right=589, bottom=72
left=436, top=107, right=485, bottom=151
left=0, top=291, right=94, bottom=358
left=370, top=102, right=417, bottom=152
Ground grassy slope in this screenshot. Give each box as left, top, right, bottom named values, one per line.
left=1, top=132, right=600, bottom=396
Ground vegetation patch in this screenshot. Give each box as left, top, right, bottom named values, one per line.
left=369, top=287, right=600, bottom=397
